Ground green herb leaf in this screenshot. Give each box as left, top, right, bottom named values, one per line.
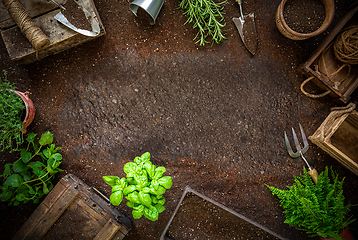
left=144, top=205, right=159, bottom=221
left=123, top=162, right=138, bottom=177
left=26, top=133, right=37, bottom=143
left=16, top=193, right=25, bottom=201
left=138, top=191, right=152, bottom=208
left=154, top=166, right=166, bottom=179
left=155, top=203, right=165, bottom=213
left=143, top=162, right=155, bottom=178
left=3, top=163, right=12, bottom=176
left=51, top=153, right=62, bottom=161
left=159, top=176, right=173, bottom=189
left=39, top=131, right=53, bottom=146
left=0, top=190, right=13, bottom=201
left=126, top=191, right=141, bottom=204
left=4, top=174, right=23, bottom=187
left=132, top=205, right=144, bottom=219
left=103, top=176, right=120, bottom=187
left=110, top=191, right=123, bottom=206
left=43, top=182, right=49, bottom=194
left=123, top=185, right=137, bottom=195
left=13, top=160, right=28, bottom=173
left=20, top=150, right=32, bottom=163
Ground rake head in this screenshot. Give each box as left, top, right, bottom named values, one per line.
left=284, top=123, right=309, bottom=158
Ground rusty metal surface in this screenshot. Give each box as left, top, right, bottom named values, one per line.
left=0, top=0, right=358, bottom=239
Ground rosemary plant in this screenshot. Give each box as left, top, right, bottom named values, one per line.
left=0, top=70, right=26, bottom=152
left=266, top=167, right=355, bottom=240
left=179, top=0, right=227, bottom=46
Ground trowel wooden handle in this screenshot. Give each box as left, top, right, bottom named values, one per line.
left=308, top=169, right=318, bottom=184
left=235, top=0, right=242, bottom=3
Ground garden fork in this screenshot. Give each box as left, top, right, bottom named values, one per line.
left=284, top=124, right=318, bottom=184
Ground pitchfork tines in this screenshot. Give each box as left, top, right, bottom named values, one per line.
left=284, top=123, right=312, bottom=171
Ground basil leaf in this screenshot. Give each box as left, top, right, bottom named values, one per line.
left=159, top=176, right=173, bottom=189
left=116, top=177, right=127, bottom=188
left=155, top=203, right=165, bottom=213
left=138, top=191, right=152, bottom=208
left=143, top=162, right=155, bottom=178
left=123, top=162, right=138, bottom=177
left=132, top=205, right=144, bottom=219
left=141, top=152, right=151, bottom=162
left=134, top=174, right=148, bottom=188
left=152, top=179, right=159, bottom=190
left=123, top=185, right=136, bottom=195
left=126, top=191, right=141, bottom=204
left=16, top=193, right=25, bottom=201
left=110, top=191, right=123, bottom=206
left=144, top=205, right=159, bottom=221
left=153, top=166, right=166, bottom=179
left=150, top=186, right=166, bottom=195
left=52, top=153, right=62, bottom=161
left=103, top=176, right=120, bottom=187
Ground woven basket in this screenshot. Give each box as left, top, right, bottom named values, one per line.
left=276, top=0, right=335, bottom=40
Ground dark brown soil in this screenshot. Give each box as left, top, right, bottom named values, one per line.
left=283, top=0, right=325, bottom=33
left=166, top=192, right=281, bottom=239
left=135, top=7, right=154, bottom=25
left=62, top=0, right=92, bottom=31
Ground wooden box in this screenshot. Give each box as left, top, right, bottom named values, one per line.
left=160, top=186, right=287, bottom=240
left=12, top=174, right=132, bottom=240
left=309, top=107, right=358, bottom=176
left=0, top=0, right=106, bottom=65
left=300, top=3, right=358, bottom=104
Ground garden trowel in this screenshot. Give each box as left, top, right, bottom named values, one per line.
left=53, top=0, right=100, bottom=37
left=232, top=0, right=257, bottom=55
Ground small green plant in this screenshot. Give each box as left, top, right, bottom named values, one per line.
left=266, top=167, right=355, bottom=240
left=0, top=131, right=63, bottom=206
left=103, top=152, right=172, bottom=221
left=179, top=0, right=227, bottom=46
left=0, top=70, right=26, bottom=152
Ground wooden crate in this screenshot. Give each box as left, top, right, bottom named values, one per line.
left=299, top=3, right=358, bottom=104
left=309, top=107, right=358, bottom=176
left=12, top=174, right=132, bottom=240
left=160, top=186, right=287, bottom=240
left=0, top=0, right=105, bottom=65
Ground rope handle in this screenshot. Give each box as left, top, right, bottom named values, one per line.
left=300, top=76, right=331, bottom=98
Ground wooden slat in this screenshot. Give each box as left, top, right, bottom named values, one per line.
left=0, top=0, right=66, bottom=29
left=94, top=219, right=122, bottom=240
left=12, top=187, right=79, bottom=240
left=1, top=0, right=105, bottom=64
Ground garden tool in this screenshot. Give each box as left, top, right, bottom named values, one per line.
left=232, top=0, right=257, bottom=55
left=284, top=124, right=318, bottom=184
left=52, top=0, right=100, bottom=37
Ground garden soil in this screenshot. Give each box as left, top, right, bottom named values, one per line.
left=1, top=0, right=358, bottom=239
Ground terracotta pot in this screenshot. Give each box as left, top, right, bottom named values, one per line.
left=320, top=226, right=355, bottom=240
left=14, top=90, right=35, bottom=133
left=275, top=0, right=335, bottom=40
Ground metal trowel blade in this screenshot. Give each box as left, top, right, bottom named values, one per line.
left=233, top=14, right=257, bottom=55
left=54, top=3, right=100, bottom=37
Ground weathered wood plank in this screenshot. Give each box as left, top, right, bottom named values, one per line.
left=0, top=0, right=66, bottom=29
left=1, top=0, right=105, bottom=64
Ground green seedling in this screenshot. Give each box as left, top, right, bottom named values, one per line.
left=103, top=152, right=173, bottom=221
left=0, top=131, right=63, bottom=206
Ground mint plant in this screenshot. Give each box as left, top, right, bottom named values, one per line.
left=0, top=70, right=26, bottom=152
left=103, top=152, right=173, bottom=221
left=0, top=131, right=63, bottom=206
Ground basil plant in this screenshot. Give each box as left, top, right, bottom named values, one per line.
left=103, top=152, right=172, bottom=221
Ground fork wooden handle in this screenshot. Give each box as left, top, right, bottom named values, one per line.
left=308, top=169, right=318, bottom=184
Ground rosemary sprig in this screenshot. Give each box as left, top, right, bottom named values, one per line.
left=179, top=0, right=227, bottom=46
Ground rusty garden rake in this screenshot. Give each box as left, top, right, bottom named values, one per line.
left=284, top=124, right=318, bottom=184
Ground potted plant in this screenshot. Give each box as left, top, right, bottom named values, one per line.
left=275, top=0, right=335, bottom=40
left=266, top=167, right=355, bottom=240
left=103, top=152, right=172, bottom=221
left=0, top=70, right=35, bottom=152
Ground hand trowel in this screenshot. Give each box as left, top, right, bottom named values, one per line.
left=232, top=0, right=257, bottom=55
left=52, top=0, right=100, bottom=37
